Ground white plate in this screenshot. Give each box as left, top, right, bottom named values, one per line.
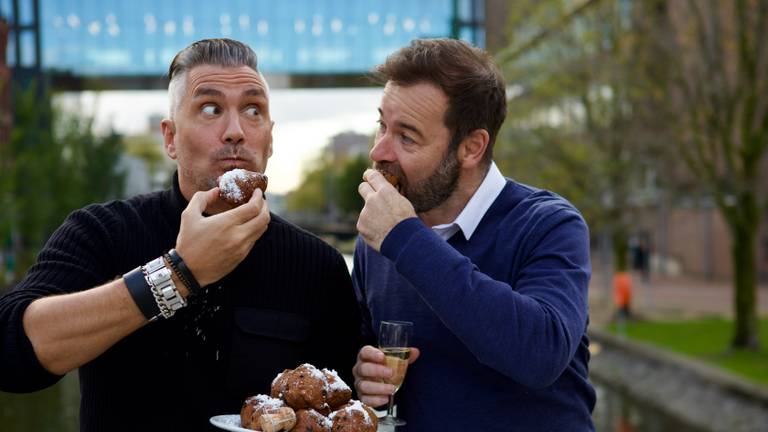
left=210, top=414, right=250, bottom=432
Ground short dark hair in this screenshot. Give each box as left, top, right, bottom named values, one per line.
left=167, top=38, right=260, bottom=117
left=374, top=38, right=507, bottom=164
left=168, top=38, right=258, bottom=81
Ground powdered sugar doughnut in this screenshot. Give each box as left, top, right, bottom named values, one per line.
left=218, top=168, right=268, bottom=206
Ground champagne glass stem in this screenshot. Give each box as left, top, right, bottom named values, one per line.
left=387, top=393, right=395, bottom=418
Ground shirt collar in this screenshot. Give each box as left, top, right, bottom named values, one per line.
left=431, top=161, right=506, bottom=241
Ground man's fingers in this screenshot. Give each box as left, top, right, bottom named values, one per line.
left=358, top=345, right=385, bottom=363
left=225, top=191, right=265, bottom=224
left=249, top=187, right=267, bottom=203
left=359, top=394, right=390, bottom=409
left=362, top=168, right=389, bottom=190
left=238, top=200, right=271, bottom=238
left=186, top=188, right=220, bottom=216
left=353, top=346, right=390, bottom=382
left=356, top=361, right=393, bottom=380
left=361, top=168, right=377, bottom=181
left=409, top=347, right=421, bottom=364
left=356, top=379, right=395, bottom=399
left=352, top=344, right=401, bottom=409
left=358, top=181, right=375, bottom=201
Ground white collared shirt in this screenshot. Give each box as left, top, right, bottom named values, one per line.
left=431, top=162, right=507, bottom=241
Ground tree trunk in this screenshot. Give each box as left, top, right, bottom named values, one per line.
left=613, top=225, right=629, bottom=272
left=729, top=197, right=760, bottom=349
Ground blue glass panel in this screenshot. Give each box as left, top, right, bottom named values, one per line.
left=19, top=30, right=34, bottom=66
left=458, top=0, right=472, bottom=20
left=18, top=0, right=34, bottom=25
left=0, top=0, right=13, bottom=20
left=34, top=0, right=479, bottom=76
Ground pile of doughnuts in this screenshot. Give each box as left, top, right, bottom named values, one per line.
left=218, top=168, right=268, bottom=207
left=241, top=364, right=378, bottom=432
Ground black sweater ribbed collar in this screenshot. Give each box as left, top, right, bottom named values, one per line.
left=166, top=171, right=188, bottom=219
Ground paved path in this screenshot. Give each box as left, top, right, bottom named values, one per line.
left=588, top=271, right=768, bottom=326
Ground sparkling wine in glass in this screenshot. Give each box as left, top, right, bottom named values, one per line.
left=378, top=320, right=413, bottom=426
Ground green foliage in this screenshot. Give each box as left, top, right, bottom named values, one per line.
left=608, top=318, right=768, bottom=386
left=123, top=134, right=165, bottom=171
left=496, top=0, right=667, bottom=272
left=335, top=155, right=368, bottom=215
left=498, top=0, right=766, bottom=347
left=286, top=156, right=332, bottom=213
left=496, top=127, right=603, bottom=227
left=0, top=84, right=126, bottom=287
left=635, top=0, right=768, bottom=349
left=286, top=137, right=370, bottom=218
left=54, top=113, right=126, bottom=215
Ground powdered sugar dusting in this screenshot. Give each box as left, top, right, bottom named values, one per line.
left=323, top=368, right=351, bottom=392
left=306, top=409, right=333, bottom=429
left=328, top=400, right=372, bottom=426
left=246, top=394, right=284, bottom=410
left=219, top=168, right=249, bottom=201
left=350, top=400, right=372, bottom=425
left=300, top=363, right=328, bottom=383
left=271, top=372, right=284, bottom=387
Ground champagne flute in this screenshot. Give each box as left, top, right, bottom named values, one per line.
left=378, top=320, right=413, bottom=426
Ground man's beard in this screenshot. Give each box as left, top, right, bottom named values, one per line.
left=375, top=146, right=461, bottom=213
left=179, top=165, right=218, bottom=192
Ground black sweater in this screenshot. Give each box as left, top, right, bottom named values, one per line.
left=0, top=175, right=361, bottom=431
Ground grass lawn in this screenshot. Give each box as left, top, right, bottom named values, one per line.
left=608, top=317, right=768, bottom=387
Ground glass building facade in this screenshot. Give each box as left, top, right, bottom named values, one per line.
left=1, top=0, right=484, bottom=76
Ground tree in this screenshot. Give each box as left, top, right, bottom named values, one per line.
left=639, top=0, right=768, bottom=348
left=286, top=153, right=369, bottom=218
left=0, top=85, right=126, bottom=289
left=335, top=155, right=369, bottom=215
left=123, top=133, right=169, bottom=189
left=495, top=0, right=665, bottom=278
left=496, top=0, right=767, bottom=348
left=285, top=155, right=333, bottom=214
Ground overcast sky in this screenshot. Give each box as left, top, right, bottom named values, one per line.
left=55, top=87, right=383, bottom=194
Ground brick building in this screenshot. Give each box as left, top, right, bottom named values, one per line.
left=633, top=202, right=768, bottom=281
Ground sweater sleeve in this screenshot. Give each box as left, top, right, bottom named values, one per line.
left=380, top=210, right=591, bottom=389
left=0, top=206, right=119, bottom=392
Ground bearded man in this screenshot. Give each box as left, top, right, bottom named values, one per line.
left=350, top=38, right=596, bottom=431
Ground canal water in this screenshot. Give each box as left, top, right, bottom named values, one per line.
left=591, top=377, right=705, bottom=432
left=0, top=374, right=705, bottom=431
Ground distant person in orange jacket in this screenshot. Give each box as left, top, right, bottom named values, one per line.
left=614, top=271, right=632, bottom=319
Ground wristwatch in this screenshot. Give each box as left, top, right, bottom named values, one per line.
left=143, top=256, right=186, bottom=318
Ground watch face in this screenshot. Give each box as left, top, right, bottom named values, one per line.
left=149, top=269, right=170, bottom=286
left=146, top=256, right=166, bottom=273
left=142, top=256, right=187, bottom=319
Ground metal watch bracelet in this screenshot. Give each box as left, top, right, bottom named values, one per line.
left=142, top=256, right=187, bottom=319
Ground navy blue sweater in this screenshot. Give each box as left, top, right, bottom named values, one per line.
left=352, top=179, right=596, bottom=431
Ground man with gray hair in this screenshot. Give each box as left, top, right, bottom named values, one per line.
left=0, top=38, right=360, bottom=430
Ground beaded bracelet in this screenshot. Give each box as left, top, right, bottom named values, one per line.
left=165, top=249, right=202, bottom=297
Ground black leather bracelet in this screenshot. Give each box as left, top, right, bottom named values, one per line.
left=124, top=266, right=161, bottom=320
left=166, top=249, right=202, bottom=296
